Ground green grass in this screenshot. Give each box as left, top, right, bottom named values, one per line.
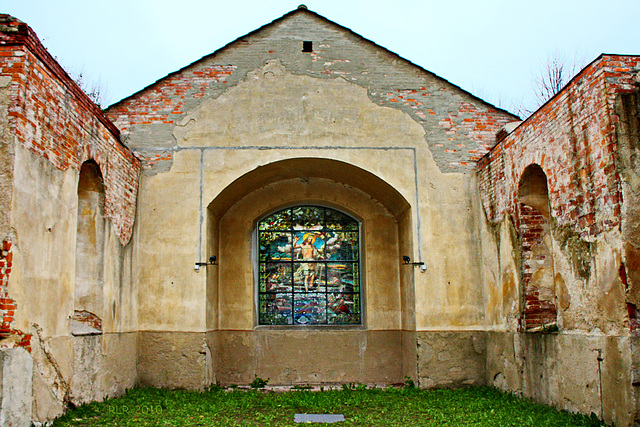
left=52, top=385, right=608, bottom=426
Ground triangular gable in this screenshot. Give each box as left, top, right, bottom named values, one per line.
left=106, top=6, right=518, bottom=172
left=108, top=6, right=509, bottom=116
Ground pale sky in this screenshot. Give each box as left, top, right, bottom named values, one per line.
left=6, top=0, right=640, bottom=115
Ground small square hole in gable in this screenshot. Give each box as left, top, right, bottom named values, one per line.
left=302, top=41, right=312, bottom=52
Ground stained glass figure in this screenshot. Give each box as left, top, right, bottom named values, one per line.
left=258, top=206, right=361, bottom=325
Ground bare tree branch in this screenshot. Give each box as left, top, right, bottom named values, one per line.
left=533, top=52, right=581, bottom=107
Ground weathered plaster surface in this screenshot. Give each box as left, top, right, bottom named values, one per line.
left=215, top=330, right=403, bottom=385
left=0, top=347, right=32, bottom=427
left=107, top=11, right=516, bottom=174
left=137, top=332, right=209, bottom=389
left=0, top=74, right=13, bottom=237
left=486, top=332, right=634, bottom=426
left=70, top=333, right=137, bottom=405
left=615, top=91, right=640, bottom=310
left=416, top=331, right=486, bottom=388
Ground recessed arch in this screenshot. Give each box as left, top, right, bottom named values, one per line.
left=207, top=157, right=411, bottom=219
left=518, top=164, right=551, bottom=218
left=205, top=157, right=414, bottom=385
left=517, top=163, right=557, bottom=331
left=73, top=160, right=105, bottom=334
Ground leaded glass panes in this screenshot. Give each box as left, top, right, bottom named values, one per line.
left=258, top=206, right=361, bottom=325
left=259, top=232, right=292, bottom=261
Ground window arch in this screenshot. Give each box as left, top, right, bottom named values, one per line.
left=257, top=206, right=361, bottom=325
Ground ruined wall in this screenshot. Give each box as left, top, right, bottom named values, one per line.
left=0, top=15, right=140, bottom=422
left=477, top=55, right=640, bottom=426
left=615, top=88, right=640, bottom=332
left=106, top=8, right=516, bottom=388
left=3, top=7, right=640, bottom=427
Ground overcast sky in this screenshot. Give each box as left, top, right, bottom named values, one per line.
left=6, top=0, right=640, bottom=115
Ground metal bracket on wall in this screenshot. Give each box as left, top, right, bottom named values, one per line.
left=402, top=256, right=426, bottom=272
left=195, top=255, right=217, bottom=271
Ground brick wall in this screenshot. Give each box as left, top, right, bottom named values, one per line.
left=0, top=15, right=140, bottom=245
left=382, top=91, right=514, bottom=168
left=106, top=64, right=235, bottom=169
left=478, top=55, right=640, bottom=237
left=0, top=240, right=31, bottom=350
left=104, top=9, right=517, bottom=173
left=478, top=55, right=640, bottom=334
left=0, top=15, right=140, bottom=341
left=519, top=204, right=557, bottom=330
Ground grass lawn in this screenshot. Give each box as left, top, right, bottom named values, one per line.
left=52, top=385, right=608, bottom=426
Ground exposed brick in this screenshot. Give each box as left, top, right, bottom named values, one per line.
left=0, top=16, right=140, bottom=245
left=478, top=55, right=637, bottom=238
left=519, top=204, right=558, bottom=330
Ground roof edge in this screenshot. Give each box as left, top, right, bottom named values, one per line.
left=106, top=7, right=518, bottom=119
left=511, top=53, right=637, bottom=132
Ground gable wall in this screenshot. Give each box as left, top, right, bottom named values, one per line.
left=106, top=11, right=517, bottom=174
left=104, top=10, right=518, bottom=391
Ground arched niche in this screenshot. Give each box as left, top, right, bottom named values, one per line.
left=518, top=164, right=551, bottom=218
left=517, top=164, right=557, bottom=331
left=205, top=158, right=414, bottom=385
left=72, top=160, right=105, bottom=334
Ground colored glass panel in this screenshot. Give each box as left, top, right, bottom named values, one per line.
left=258, top=206, right=360, bottom=326
left=292, top=206, right=324, bottom=230
left=327, top=293, right=360, bottom=324
left=326, top=262, right=358, bottom=293
left=325, top=232, right=358, bottom=261
left=259, top=293, right=292, bottom=325
left=259, top=209, right=291, bottom=230
left=293, top=262, right=326, bottom=293
left=325, top=209, right=358, bottom=230
left=259, top=263, right=292, bottom=293
left=294, top=293, right=327, bottom=325
left=259, top=232, right=292, bottom=261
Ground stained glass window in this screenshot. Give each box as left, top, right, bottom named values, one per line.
left=258, top=206, right=361, bottom=325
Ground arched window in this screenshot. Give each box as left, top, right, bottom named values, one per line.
left=257, top=206, right=361, bottom=325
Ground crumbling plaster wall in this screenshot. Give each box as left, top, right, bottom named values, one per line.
left=0, top=16, right=140, bottom=423
left=614, top=73, right=640, bottom=427
left=615, top=89, right=640, bottom=322
left=106, top=9, right=517, bottom=388
left=477, top=55, right=640, bottom=426
left=107, top=10, right=516, bottom=175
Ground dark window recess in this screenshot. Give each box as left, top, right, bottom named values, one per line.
left=302, top=41, right=313, bottom=52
